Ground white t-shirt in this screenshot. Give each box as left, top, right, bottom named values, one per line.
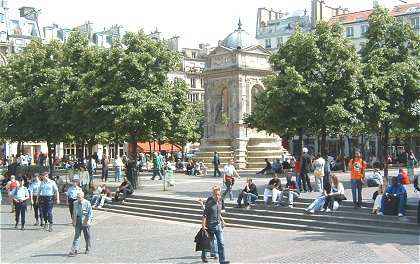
left=313, top=157, right=325, bottom=176
left=224, top=164, right=237, bottom=177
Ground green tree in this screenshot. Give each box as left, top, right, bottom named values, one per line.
left=246, top=23, right=363, bottom=156
left=97, top=31, right=180, bottom=159
left=0, top=39, right=68, bottom=171
left=166, top=79, right=203, bottom=151
left=361, top=6, right=420, bottom=177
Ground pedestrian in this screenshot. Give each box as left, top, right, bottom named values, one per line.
left=222, top=159, right=240, bottom=201
left=406, top=149, right=417, bottom=184
left=202, top=185, right=228, bottom=264
left=213, top=152, right=222, bottom=178
left=197, top=198, right=218, bottom=262
left=39, top=172, right=60, bottom=232
left=28, top=174, right=42, bottom=226
left=300, top=147, right=313, bottom=192
left=6, top=175, right=19, bottom=213
left=151, top=152, right=163, bottom=180
left=68, top=191, right=93, bottom=257
left=11, top=177, right=29, bottom=230
left=66, top=179, right=82, bottom=222
left=87, top=155, right=96, bottom=187
left=114, top=155, right=123, bottom=182
left=348, top=150, right=367, bottom=209
left=101, top=154, right=109, bottom=182
left=312, top=154, right=325, bottom=192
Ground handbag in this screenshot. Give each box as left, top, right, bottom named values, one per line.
left=194, top=228, right=211, bottom=251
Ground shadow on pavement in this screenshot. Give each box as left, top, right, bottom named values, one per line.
left=291, top=231, right=419, bottom=246
left=31, top=253, right=68, bottom=258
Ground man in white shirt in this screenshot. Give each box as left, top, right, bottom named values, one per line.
left=222, top=159, right=240, bottom=201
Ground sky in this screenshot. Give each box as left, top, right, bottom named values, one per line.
left=6, top=0, right=418, bottom=48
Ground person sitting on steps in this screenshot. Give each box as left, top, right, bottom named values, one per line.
left=236, top=178, right=258, bottom=209
left=372, top=184, right=384, bottom=215
left=321, top=174, right=346, bottom=213
left=378, top=176, right=407, bottom=217
left=114, top=177, right=134, bottom=202
left=263, top=174, right=282, bottom=207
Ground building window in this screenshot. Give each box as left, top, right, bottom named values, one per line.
left=190, top=77, right=196, bottom=88
left=0, top=13, right=5, bottom=23
left=265, top=38, right=271, bottom=49
left=191, top=51, right=197, bottom=59
left=346, top=26, right=354, bottom=37
left=361, top=25, right=369, bottom=36
left=411, top=17, right=419, bottom=29
left=277, top=37, right=283, bottom=47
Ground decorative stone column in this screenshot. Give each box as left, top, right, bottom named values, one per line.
left=233, top=138, right=248, bottom=169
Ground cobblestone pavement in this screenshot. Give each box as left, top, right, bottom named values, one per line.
left=1, top=205, right=419, bottom=263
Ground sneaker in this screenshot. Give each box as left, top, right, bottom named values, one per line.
left=201, top=257, right=208, bottom=263
left=210, top=255, right=218, bottom=260
left=320, top=208, right=325, bottom=212
left=97, top=205, right=102, bottom=209
left=309, top=209, right=315, bottom=214
left=326, top=208, right=331, bottom=213
left=377, top=212, right=384, bottom=216
left=34, top=220, right=39, bottom=226
left=398, top=213, right=404, bottom=217
left=48, top=224, right=53, bottom=232
left=246, top=205, right=251, bottom=210
left=40, top=222, right=44, bottom=227
left=14, top=223, right=18, bottom=229
left=68, top=251, right=77, bottom=257
left=288, top=204, right=294, bottom=208
left=43, top=223, right=48, bottom=231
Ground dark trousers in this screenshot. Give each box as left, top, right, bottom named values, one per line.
left=15, top=202, right=27, bottom=226
left=323, top=194, right=343, bottom=210
left=114, top=188, right=132, bottom=201
left=101, top=169, right=108, bottom=181
left=68, top=198, right=77, bottom=220
left=40, top=196, right=54, bottom=224
left=300, top=171, right=312, bottom=191
left=32, top=196, right=42, bottom=221
left=213, top=166, right=221, bottom=177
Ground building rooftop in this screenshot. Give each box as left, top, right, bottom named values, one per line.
left=221, top=19, right=259, bottom=49
left=330, top=3, right=420, bottom=24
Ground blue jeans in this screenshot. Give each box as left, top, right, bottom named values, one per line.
left=72, top=221, right=92, bottom=252
left=296, top=173, right=302, bottom=191
left=90, top=195, right=100, bottom=207
left=115, top=167, right=122, bottom=182
left=201, top=236, right=218, bottom=258
left=222, top=182, right=233, bottom=201
left=237, top=192, right=258, bottom=206
left=208, top=224, right=225, bottom=263
left=351, top=179, right=363, bottom=206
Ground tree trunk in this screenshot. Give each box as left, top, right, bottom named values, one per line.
left=383, top=123, right=390, bottom=182
left=347, top=136, right=353, bottom=158
left=128, top=131, right=138, bottom=160
left=17, top=142, right=22, bottom=156
left=47, top=141, right=55, bottom=177
left=114, top=142, right=119, bottom=158
left=148, top=141, right=152, bottom=153
left=377, top=131, right=383, bottom=169
left=320, top=127, right=327, bottom=157
left=297, top=128, right=304, bottom=158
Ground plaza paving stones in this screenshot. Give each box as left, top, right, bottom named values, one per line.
left=1, top=204, right=419, bottom=263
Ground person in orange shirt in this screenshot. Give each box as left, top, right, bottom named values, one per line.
left=348, top=150, right=367, bottom=208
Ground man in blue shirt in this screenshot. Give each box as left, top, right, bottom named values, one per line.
left=39, top=172, right=60, bottom=232
left=11, top=177, right=30, bottom=230
left=68, top=191, right=93, bottom=257
left=379, top=176, right=407, bottom=217
left=28, top=174, right=42, bottom=226
left=66, top=180, right=82, bottom=221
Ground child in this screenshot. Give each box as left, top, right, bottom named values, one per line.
left=372, top=184, right=384, bottom=214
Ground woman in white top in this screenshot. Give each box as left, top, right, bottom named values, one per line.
left=322, top=174, right=345, bottom=212
left=312, top=154, right=325, bottom=192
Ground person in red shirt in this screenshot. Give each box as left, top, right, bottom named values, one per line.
left=348, top=151, right=367, bottom=208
